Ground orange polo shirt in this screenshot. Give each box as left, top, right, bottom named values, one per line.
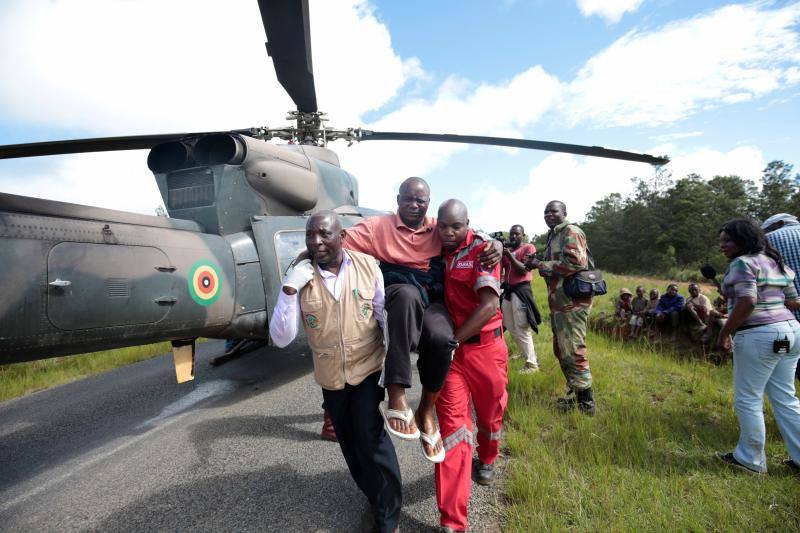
left=343, top=213, right=442, bottom=272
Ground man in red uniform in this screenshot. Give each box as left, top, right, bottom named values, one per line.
left=501, top=224, right=541, bottom=373
left=434, top=199, right=508, bottom=533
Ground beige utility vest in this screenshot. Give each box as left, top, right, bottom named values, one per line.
left=299, top=250, right=385, bottom=391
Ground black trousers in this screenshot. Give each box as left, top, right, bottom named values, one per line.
left=322, top=371, right=402, bottom=533
left=384, top=284, right=455, bottom=392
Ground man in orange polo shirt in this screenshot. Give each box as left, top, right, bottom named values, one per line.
left=343, top=177, right=501, bottom=462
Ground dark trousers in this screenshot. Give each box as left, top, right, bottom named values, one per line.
left=384, top=284, right=455, bottom=392
left=322, top=371, right=402, bottom=533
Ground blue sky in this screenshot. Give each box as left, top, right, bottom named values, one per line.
left=0, top=0, right=798, bottom=235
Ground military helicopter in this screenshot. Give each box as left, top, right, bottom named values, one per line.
left=0, top=0, right=668, bottom=383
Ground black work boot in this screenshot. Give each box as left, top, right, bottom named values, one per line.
left=576, top=387, right=596, bottom=416
left=556, top=388, right=576, bottom=412
left=475, top=462, right=495, bottom=486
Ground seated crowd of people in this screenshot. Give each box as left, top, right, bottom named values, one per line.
left=612, top=282, right=728, bottom=350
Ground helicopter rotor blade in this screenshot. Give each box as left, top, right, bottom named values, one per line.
left=0, top=130, right=258, bottom=160
left=0, top=134, right=192, bottom=160
left=356, top=130, right=669, bottom=166
left=257, top=0, right=318, bottom=113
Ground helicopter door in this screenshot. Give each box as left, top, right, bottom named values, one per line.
left=47, top=242, right=174, bottom=330
left=251, top=214, right=361, bottom=329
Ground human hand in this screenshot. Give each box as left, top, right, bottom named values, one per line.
left=283, top=259, right=314, bottom=293
left=478, top=240, right=503, bottom=269
left=716, top=334, right=732, bottom=351
left=446, top=338, right=459, bottom=358
left=525, top=257, right=540, bottom=271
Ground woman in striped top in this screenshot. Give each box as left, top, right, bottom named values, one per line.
left=715, top=219, right=800, bottom=474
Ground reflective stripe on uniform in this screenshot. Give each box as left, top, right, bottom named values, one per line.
left=477, top=425, right=502, bottom=441
left=443, top=424, right=474, bottom=451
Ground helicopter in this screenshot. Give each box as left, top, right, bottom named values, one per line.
left=0, top=0, right=668, bottom=383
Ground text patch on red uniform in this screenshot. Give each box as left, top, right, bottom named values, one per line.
left=456, top=260, right=473, bottom=269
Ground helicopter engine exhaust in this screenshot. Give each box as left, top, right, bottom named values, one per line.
left=193, top=133, right=319, bottom=212
left=194, top=134, right=246, bottom=166
left=146, top=141, right=196, bottom=173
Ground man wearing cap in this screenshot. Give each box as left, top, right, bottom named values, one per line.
left=763, top=213, right=800, bottom=381
left=269, top=211, right=401, bottom=533
left=501, top=224, right=541, bottom=374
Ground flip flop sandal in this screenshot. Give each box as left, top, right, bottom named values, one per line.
left=379, top=401, right=421, bottom=440
left=420, top=429, right=446, bottom=463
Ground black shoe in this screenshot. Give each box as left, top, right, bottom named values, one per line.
left=576, top=388, right=596, bottom=416
left=556, top=389, right=576, bottom=411
left=475, top=462, right=495, bottom=486
left=716, top=452, right=762, bottom=474
left=783, top=458, right=800, bottom=473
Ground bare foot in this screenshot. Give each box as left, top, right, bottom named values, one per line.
left=415, top=408, right=443, bottom=459
left=386, top=384, right=418, bottom=435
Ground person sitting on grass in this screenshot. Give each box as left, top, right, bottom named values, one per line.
left=704, top=296, right=729, bottom=346
left=655, top=283, right=685, bottom=341
left=684, top=282, right=712, bottom=341
left=615, top=288, right=633, bottom=336
left=629, top=286, right=648, bottom=338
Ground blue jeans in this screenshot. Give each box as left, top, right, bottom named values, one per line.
left=732, top=320, right=800, bottom=472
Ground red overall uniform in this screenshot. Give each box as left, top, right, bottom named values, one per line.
left=435, top=230, right=508, bottom=531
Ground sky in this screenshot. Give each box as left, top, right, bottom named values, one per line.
left=0, top=0, right=798, bottom=236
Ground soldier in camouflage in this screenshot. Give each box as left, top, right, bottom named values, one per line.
left=525, top=200, right=596, bottom=415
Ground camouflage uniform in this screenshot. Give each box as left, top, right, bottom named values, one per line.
left=538, top=220, right=593, bottom=391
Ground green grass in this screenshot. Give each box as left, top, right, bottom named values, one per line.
left=0, top=342, right=172, bottom=403
left=501, top=273, right=800, bottom=531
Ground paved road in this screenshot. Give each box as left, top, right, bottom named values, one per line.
left=0, top=340, right=502, bottom=532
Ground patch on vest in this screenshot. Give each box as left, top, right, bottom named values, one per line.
left=360, top=302, right=371, bottom=319
left=304, top=313, right=319, bottom=329
left=456, top=260, right=473, bottom=269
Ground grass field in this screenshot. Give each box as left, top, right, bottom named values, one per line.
left=0, top=342, right=172, bottom=403
left=501, top=273, right=800, bottom=531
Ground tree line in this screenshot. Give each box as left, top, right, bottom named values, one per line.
left=533, top=161, right=799, bottom=279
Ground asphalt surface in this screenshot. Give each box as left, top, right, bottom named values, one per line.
left=0, top=340, right=502, bottom=532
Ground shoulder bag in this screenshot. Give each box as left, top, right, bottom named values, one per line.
left=561, top=235, right=607, bottom=299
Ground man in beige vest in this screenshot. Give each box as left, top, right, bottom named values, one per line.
left=269, top=211, right=401, bottom=533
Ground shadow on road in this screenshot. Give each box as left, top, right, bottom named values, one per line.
left=0, top=341, right=313, bottom=492
left=92, top=463, right=438, bottom=532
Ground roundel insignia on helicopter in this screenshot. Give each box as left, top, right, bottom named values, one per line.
left=188, top=260, right=221, bottom=306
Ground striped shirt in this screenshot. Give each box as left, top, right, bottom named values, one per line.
left=721, top=253, right=799, bottom=327
left=766, top=223, right=800, bottom=321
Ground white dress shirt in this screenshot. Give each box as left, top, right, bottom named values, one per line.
left=268, top=251, right=385, bottom=348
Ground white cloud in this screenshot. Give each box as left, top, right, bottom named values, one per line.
left=471, top=144, right=766, bottom=235
left=577, top=0, right=644, bottom=23
left=0, top=0, right=426, bottom=210
left=338, top=66, right=561, bottom=209
left=655, top=144, right=765, bottom=183
left=563, top=3, right=800, bottom=127
left=0, top=152, right=163, bottom=214
left=0, top=0, right=790, bottom=228
left=652, top=131, right=703, bottom=142
left=0, top=0, right=562, bottom=214
left=0, top=0, right=419, bottom=132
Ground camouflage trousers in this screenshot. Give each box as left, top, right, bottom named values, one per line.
left=550, top=307, right=592, bottom=391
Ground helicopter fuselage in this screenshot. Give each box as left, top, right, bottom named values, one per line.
left=0, top=136, right=381, bottom=370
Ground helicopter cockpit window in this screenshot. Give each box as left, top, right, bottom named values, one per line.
left=274, top=230, right=307, bottom=276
